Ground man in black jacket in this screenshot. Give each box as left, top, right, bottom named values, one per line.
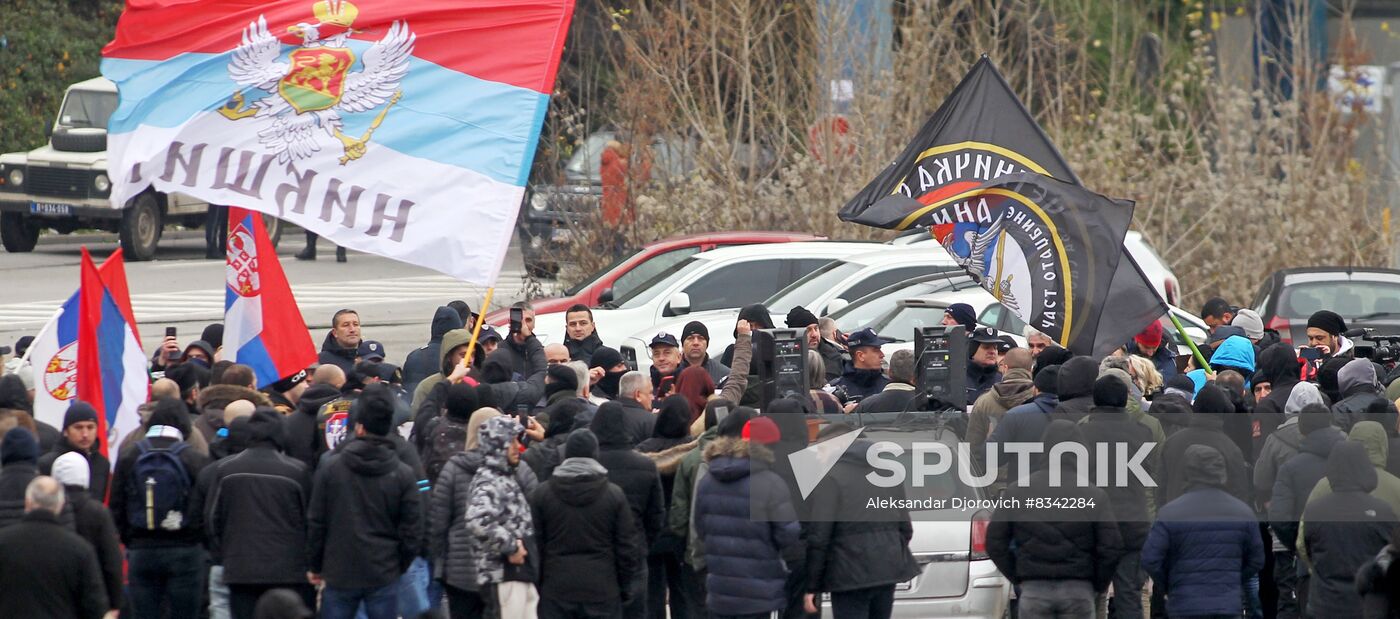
left=1050, top=356, right=1097, bottom=423
left=1333, top=359, right=1390, bottom=433
left=825, top=327, right=890, bottom=410
left=1078, top=377, right=1156, bottom=619
left=531, top=429, right=643, bottom=619
left=565, top=304, right=605, bottom=364
left=966, top=328, right=1004, bottom=403
left=616, top=371, right=657, bottom=446
left=281, top=381, right=343, bottom=471
left=1158, top=385, right=1251, bottom=507
left=110, top=398, right=211, bottom=619
left=852, top=349, right=918, bottom=414
left=592, top=402, right=665, bottom=618
left=0, top=426, right=44, bottom=529
left=0, top=476, right=108, bottom=619
left=496, top=301, right=542, bottom=379
left=1300, top=441, right=1397, bottom=619
left=307, top=386, right=422, bottom=619
left=51, top=451, right=122, bottom=618
left=402, top=306, right=465, bottom=396
left=191, top=409, right=315, bottom=619
left=1252, top=343, right=1304, bottom=460
left=37, top=400, right=111, bottom=499
left=319, top=309, right=363, bottom=374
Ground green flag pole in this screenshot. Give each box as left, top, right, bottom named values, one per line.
left=1167, top=311, right=1210, bottom=372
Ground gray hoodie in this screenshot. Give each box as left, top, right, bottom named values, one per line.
left=1255, top=382, right=1326, bottom=509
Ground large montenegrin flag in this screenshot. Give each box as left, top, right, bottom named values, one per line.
left=101, top=0, right=576, bottom=284
left=225, top=207, right=318, bottom=388
left=29, top=249, right=146, bottom=460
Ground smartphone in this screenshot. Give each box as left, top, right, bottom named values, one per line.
left=1298, top=346, right=1323, bottom=363
left=165, top=326, right=177, bottom=339
left=509, top=307, right=523, bottom=335
left=515, top=404, right=531, bottom=445
left=164, top=327, right=182, bottom=361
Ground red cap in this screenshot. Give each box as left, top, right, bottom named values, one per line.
left=743, top=417, right=782, bottom=445
left=1134, top=321, right=1164, bottom=348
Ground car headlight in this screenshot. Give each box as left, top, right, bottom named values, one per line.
left=6, top=168, right=22, bottom=187
left=93, top=173, right=110, bottom=193
left=529, top=193, right=547, bottom=212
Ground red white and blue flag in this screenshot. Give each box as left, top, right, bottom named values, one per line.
left=224, top=207, right=317, bottom=388
left=101, top=0, right=575, bottom=284
left=29, top=249, right=146, bottom=460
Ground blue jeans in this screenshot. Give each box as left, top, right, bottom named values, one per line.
left=322, top=583, right=398, bottom=619
left=128, top=545, right=205, bottom=619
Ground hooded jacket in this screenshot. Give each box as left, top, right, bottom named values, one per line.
left=592, top=403, right=665, bottom=550
left=63, top=485, right=122, bottom=613
left=478, top=345, right=547, bottom=413
left=37, top=435, right=111, bottom=501
left=306, top=435, right=422, bottom=589
left=1050, top=357, right=1098, bottom=423
left=986, top=420, right=1123, bottom=591
left=1354, top=541, right=1400, bottom=619
left=694, top=437, right=801, bottom=615
left=1307, top=422, right=1400, bottom=519
left=1078, top=404, right=1156, bottom=549
left=1302, top=442, right=1397, bottom=619
left=1334, top=360, right=1388, bottom=433
left=318, top=331, right=359, bottom=374
left=638, top=398, right=696, bottom=507
left=410, top=328, right=478, bottom=415
left=188, top=432, right=313, bottom=585
left=1157, top=385, right=1252, bottom=507
left=986, top=393, right=1059, bottom=479
left=280, top=383, right=342, bottom=470
left=430, top=447, right=539, bottom=592
left=1253, top=343, right=1305, bottom=458
left=968, top=368, right=1035, bottom=472
left=403, top=306, right=464, bottom=395
left=1142, top=445, right=1265, bottom=618
left=463, top=417, right=533, bottom=586
left=1210, top=336, right=1257, bottom=375
left=110, top=434, right=210, bottom=547
left=1127, top=340, right=1178, bottom=380
left=193, top=384, right=274, bottom=447
left=1255, top=382, right=1326, bottom=502
left=1270, top=421, right=1347, bottom=552
left=0, top=509, right=109, bottom=619
left=529, top=457, right=643, bottom=605
left=805, top=439, right=921, bottom=594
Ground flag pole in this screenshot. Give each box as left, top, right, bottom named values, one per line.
left=1167, top=312, right=1211, bottom=372
left=461, top=286, right=495, bottom=369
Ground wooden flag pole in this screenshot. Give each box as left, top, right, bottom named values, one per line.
left=1168, top=311, right=1211, bottom=373
left=461, top=286, right=495, bottom=369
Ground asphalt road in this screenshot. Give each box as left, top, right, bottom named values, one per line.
left=0, top=229, right=545, bottom=370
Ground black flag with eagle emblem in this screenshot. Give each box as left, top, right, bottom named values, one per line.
left=839, top=56, right=1168, bottom=357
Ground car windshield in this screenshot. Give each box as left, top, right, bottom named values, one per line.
left=609, top=256, right=706, bottom=309
left=871, top=305, right=952, bottom=342
left=59, top=90, right=118, bottom=130
left=764, top=260, right=860, bottom=313
left=563, top=250, right=637, bottom=296
left=1276, top=279, right=1400, bottom=320
left=831, top=278, right=971, bottom=334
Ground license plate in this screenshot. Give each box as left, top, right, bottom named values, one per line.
left=551, top=228, right=572, bottom=242
left=29, top=202, right=73, bottom=216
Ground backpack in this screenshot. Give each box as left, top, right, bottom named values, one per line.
left=422, top=416, right=469, bottom=486
left=125, top=439, right=192, bottom=532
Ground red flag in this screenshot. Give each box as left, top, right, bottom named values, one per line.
left=224, top=207, right=317, bottom=387
left=76, top=248, right=111, bottom=458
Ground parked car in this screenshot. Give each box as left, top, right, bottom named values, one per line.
left=528, top=241, right=879, bottom=349
left=618, top=249, right=969, bottom=374
left=1251, top=267, right=1400, bottom=345
left=894, top=228, right=1182, bottom=306
left=978, top=298, right=1209, bottom=355
left=813, top=420, right=1011, bottom=618
left=485, top=231, right=823, bottom=325
left=519, top=130, right=774, bottom=276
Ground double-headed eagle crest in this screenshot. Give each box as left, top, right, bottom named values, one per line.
left=939, top=215, right=1020, bottom=315
left=217, top=0, right=415, bottom=165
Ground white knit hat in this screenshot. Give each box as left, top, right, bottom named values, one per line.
left=51, top=452, right=89, bottom=490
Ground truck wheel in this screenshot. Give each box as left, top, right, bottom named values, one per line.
left=120, top=192, right=163, bottom=261
left=0, top=213, right=40, bottom=253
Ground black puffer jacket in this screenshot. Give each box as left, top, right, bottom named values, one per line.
left=1270, top=424, right=1346, bottom=552
left=429, top=449, right=540, bottom=591
left=530, top=457, right=643, bottom=605
left=307, top=435, right=422, bottom=589
left=318, top=331, right=358, bottom=374
left=1303, top=442, right=1398, bottom=619
left=805, top=439, right=921, bottom=594
left=1078, top=405, right=1156, bottom=549
left=281, top=383, right=342, bottom=470
left=592, top=403, right=665, bottom=549
left=1334, top=384, right=1388, bottom=434
left=986, top=420, right=1123, bottom=591
left=1253, top=344, right=1303, bottom=458
left=1049, top=357, right=1097, bottom=423
left=1157, top=386, right=1251, bottom=507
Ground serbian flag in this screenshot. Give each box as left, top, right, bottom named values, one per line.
left=225, top=207, right=317, bottom=388
left=101, top=0, right=575, bottom=285
left=29, top=249, right=146, bottom=460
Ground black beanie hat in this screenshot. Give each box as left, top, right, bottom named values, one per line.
left=63, top=400, right=99, bottom=430
left=681, top=321, right=710, bottom=342
left=445, top=382, right=479, bottom=422
left=201, top=323, right=225, bottom=350
left=1307, top=310, right=1347, bottom=336
left=245, top=408, right=286, bottom=448
left=0, top=428, right=38, bottom=465
left=589, top=346, right=625, bottom=371
left=1033, top=365, right=1060, bottom=395
left=564, top=428, right=599, bottom=459
left=1093, top=376, right=1129, bottom=408
left=785, top=307, right=819, bottom=329
left=547, top=364, right=580, bottom=392
left=1034, top=346, right=1073, bottom=377
left=1298, top=403, right=1333, bottom=435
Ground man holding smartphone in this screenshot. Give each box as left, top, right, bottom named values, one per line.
left=493, top=302, right=539, bottom=380
left=1303, top=310, right=1354, bottom=361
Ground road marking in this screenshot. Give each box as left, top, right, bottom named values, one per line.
left=0, top=273, right=532, bottom=329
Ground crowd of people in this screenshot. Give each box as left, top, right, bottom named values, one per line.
left=2, top=294, right=1400, bottom=619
